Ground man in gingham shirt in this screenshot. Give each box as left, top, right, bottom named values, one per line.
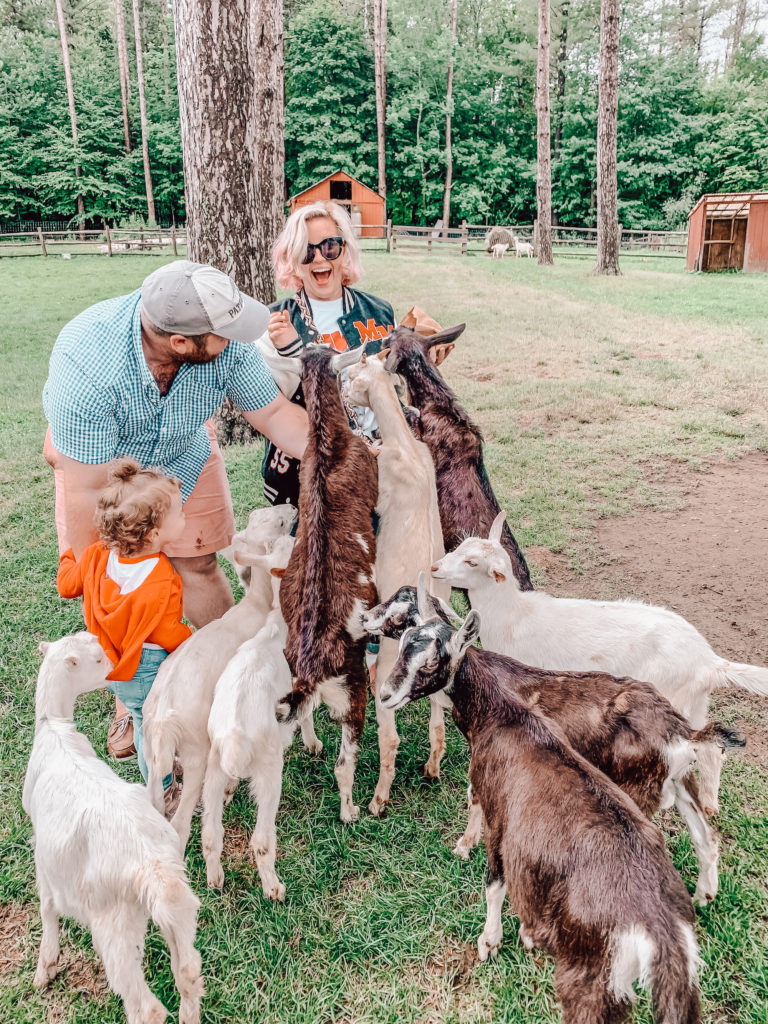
left=43, top=261, right=308, bottom=757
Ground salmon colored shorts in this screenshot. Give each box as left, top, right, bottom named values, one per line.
left=44, top=422, right=236, bottom=559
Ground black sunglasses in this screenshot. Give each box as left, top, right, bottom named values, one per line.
left=302, top=236, right=345, bottom=264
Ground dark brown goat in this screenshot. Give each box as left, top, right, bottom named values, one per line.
left=276, top=345, right=378, bottom=822
left=364, top=581, right=743, bottom=904
left=379, top=609, right=702, bottom=1024
left=382, top=325, right=532, bottom=590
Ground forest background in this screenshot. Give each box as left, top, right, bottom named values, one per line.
left=1, top=0, right=767, bottom=233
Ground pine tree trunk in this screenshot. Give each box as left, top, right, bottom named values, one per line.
left=553, top=0, right=569, bottom=158
left=594, top=0, right=620, bottom=276
left=175, top=0, right=284, bottom=444
left=160, top=0, right=171, bottom=106
left=441, top=0, right=458, bottom=235
left=115, top=0, right=132, bottom=151
left=536, top=0, right=553, bottom=266
left=374, top=0, right=387, bottom=202
left=54, top=0, right=85, bottom=239
left=132, top=0, right=156, bottom=224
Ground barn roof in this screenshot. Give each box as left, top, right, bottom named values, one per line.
left=288, top=170, right=384, bottom=203
left=690, top=191, right=768, bottom=219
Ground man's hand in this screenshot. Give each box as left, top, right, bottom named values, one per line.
left=268, top=310, right=300, bottom=351
left=429, top=343, right=455, bottom=367
left=243, top=393, right=308, bottom=461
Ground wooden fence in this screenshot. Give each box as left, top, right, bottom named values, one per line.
left=0, top=221, right=687, bottom=259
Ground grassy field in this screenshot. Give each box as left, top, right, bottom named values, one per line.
left=1, top=252, right=767, bottom=1023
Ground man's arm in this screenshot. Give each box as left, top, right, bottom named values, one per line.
left=55, top=453, right=112, bottom=558
left=242, top=393, right=308, bottom=461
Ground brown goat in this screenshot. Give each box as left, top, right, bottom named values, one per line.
left=379, top=609, right=702, bottom=1024
left=364, top=580, right=743, bottom=904
left=381, top=324, right=532, bottom=591
left=276, top=345, right=378, bottom=822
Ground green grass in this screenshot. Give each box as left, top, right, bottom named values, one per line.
left=1, top=253, right=767, bottom=1022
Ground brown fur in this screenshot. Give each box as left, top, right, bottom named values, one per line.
left=383, top=325, right=533, bottom=590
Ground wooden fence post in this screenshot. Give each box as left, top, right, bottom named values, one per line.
left=392, top=225, right=397, bottom=253
left=38, top=228, right=47, bottom=256
left=105, top=224, right=113, bottom=257
left=171, top=224, right=178, bottom=256
left=460, top=219, right=468, bottom=256
left=385, top=219, right=391, bottom=253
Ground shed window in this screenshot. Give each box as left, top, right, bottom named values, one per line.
left=330, top=180, right=352, bottom=201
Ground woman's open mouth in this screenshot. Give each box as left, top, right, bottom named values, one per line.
left=312, top=267, right=332, bottom=284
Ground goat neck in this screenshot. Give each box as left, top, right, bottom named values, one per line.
left=300, top=347, right=353, bottom=448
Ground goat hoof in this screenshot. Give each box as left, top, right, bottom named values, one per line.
left=452, top=841, right=471, bottom=860
left=33, top=961, right=58, bottom=988
left=341, top=804, right=360, bottom=823
left=264, top=881, right=286, bottom=902
left=304, top=739, right=324, bottom=756
left=422, top=763, right=441, bottom=780
left=368, top=796, right=388, bottom=818
left=206, top=866, right=224, bottom=890
left=477, top=934, right=500, bottom=962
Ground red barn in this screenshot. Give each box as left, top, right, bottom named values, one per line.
left=288, top=171, right=386, bottom=238
left=687, top=192, right=768, bottom=273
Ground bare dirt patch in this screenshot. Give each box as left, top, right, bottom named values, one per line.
left=0, top=902, right=33, bottom=975
left=527, top=452, right=768, bottom=764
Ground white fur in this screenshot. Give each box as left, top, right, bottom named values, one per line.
left=491, top=242, right=508, bottom=259
left=609, top=925, right=655, bottom=1002
left=345, top=355, right=451, bottom=815
left=218, top=504, right=297, bottom=590
left=513, top=235, right=534, bottom=257
left=144, top=521, right=297, bottom=853
left=201, top=565, right=321, bottom=901
left=433, top=510, right=768, bottom=814
left=24, top=634, right=203, bottom=1024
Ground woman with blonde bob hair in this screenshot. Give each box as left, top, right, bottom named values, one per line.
left=261, top=200, right=395, bottom=509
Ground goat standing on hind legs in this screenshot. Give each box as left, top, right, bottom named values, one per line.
left=275, top=345, right=378, bottom=823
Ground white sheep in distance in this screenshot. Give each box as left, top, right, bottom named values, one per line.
left=513, top=235, right=534, bottom=257
left=344, top=349, right=451, bottom=816
left=201, top=535, right=304, bottom=899
left=432, top=510, right=768, bottom=813
left=143, top=508, right=320, bottom=852
left=24, top=633, right=203, bottom=1024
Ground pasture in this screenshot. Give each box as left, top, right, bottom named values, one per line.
left=1, top=252, right=767, bottom=1023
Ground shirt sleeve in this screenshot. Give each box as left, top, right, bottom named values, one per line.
left=225, top=343, right=280, bottom=412
left=44, top=350, right=119, bottom=464
left=149, top=573, right=193, bottom=653
left=56, top=548, right=85, bottom=598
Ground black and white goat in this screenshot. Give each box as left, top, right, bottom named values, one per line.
left=378, top=609, right=703, bottom=1024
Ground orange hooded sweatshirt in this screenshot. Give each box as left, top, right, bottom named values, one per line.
left=57, top=543, right=192, bottom=681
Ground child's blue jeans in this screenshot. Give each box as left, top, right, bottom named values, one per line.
left=108, top=646, right=171, bottom=789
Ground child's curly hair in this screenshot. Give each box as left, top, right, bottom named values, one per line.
left=96, top=458, right=181, bottom=557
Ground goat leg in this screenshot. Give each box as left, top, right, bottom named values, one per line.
left=477, top=860, right=507, bottom=963
left=32, top=874, right=61, bottom=988
left=335, top=679, right=366, bottom=823
left=423, top=696, right=446, bottom=778
left=454, top=782, right=484, bottom=859
left=369, top=691, right=401, bottom=817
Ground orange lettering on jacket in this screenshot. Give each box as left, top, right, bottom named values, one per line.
left=354, top=319, right=392, bottom=344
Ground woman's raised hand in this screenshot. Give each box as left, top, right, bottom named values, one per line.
left=268, top=309, right=300, bottom=351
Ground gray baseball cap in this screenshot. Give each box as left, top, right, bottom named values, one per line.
left=141, top=260, right=270, bottom=342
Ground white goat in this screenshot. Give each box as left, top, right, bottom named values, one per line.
left=24, top=633, right=203, bottom=1024
left=344, top=351, right=451, bottom=816
left=144, top=508, right=318, bottom=852
left=491, top=242, right=509, bottom=259
left=218, top=503, right=297, bottom=590
left=432, top=510, right=768, bottom=813
left=201, top=535, right=307, bottom=899
left=513, top=235, right=534, bottom=258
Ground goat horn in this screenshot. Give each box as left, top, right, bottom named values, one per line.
left=361, top=349, right=367, bottom=365
left=416, top=571, right=431, bottom=620
left=377, top=347, right=391, bottom=361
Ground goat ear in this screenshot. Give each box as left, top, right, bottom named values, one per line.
left=426, top=324, right=466, bottom=349
left=65, top=654, right=79, bottom=668
left=416, top=571, right=431, bottom=620
left=450, top=610, right=481, bottom=659
left=488, top=510, right=506, bottom=543
left=331, top=346, right=364, bottom=374
left=490, top=565, right=507, bottom=584
left=270, top=567, right=286, bottom=579
left=38, top=641, right=49, bottom=657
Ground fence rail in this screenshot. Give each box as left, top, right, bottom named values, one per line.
left=0, top=222, right=688, bottom=259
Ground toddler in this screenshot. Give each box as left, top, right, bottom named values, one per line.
left=56, top=458, right=191, bottom=804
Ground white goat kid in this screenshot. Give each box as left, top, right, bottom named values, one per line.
left=433, top=510, right=768, bottom=813
left=218, top=503, right=297, bottom=591
left=513, top=235, right=534, bottom=258
left=143, top=508, right=314, bottom=852
left=24, top=633, right=203, bottom=1024
left=491, top=243, right=508, bottom=259
left=201, top=536, right=314, bottom=899
left=344, top=350, right=451, bottom=816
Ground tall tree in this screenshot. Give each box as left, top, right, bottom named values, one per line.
left=114, top=0, right=132, bottom=151
left=595, top=0, right=620, bottom=274
left=536, top=0, right=553, bottom=264
left=373, top=0, right=387, bottom=203
left=132, top=0, right=156, bottom=223
left=441, top=0, right=458, bottom=232
left=252, top=0, right=285, bottom=269
left=53, top=0, right=85, bottom=234
left=159, top=0, right=172, bottom=105
left=553, top=0, right=570, bottom=158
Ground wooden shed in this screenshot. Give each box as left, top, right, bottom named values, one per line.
left=288, top=171, right=386, bottom=238
left=686, top=191, right=768, bottom=273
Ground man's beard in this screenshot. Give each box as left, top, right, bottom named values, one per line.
left=180, top=345, right=218, bottom=365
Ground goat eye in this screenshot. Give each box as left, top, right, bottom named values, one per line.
left=465, top=559, right=477, bottom=567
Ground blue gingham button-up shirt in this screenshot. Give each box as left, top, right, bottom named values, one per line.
left=43, top=290, right=279, bottom=499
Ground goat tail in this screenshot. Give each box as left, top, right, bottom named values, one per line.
left=650, top=920, right=702, bottom=1024
left=721, top=660, right=768, bottom=697
left=145, top=710, right=181, bottom=814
